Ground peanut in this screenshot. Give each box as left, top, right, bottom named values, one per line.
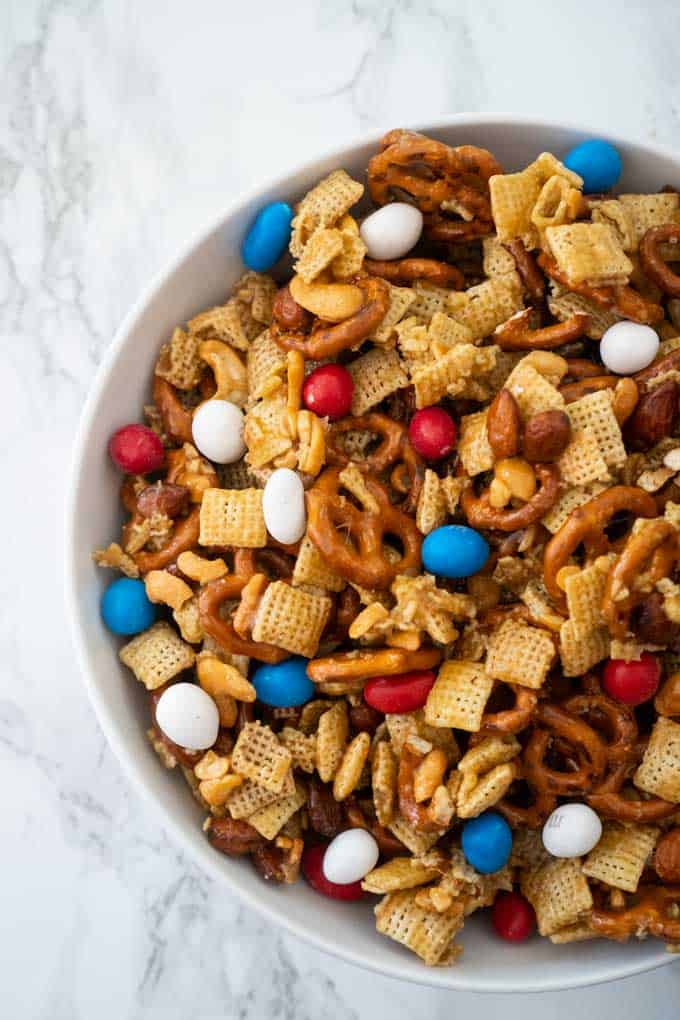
left=494, top=457, right=536, bottom=502
left=489, top=477, right=511, bottom=508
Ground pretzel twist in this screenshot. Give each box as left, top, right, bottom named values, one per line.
left=523, top=702, right=607, bottom=797
left=480, top=682, right=538, bottom=734
left=494, top=308, right=591, bottom=351
left=307, top=466, right=422, bottom=589
left=537, top=252, right=664, bottom=325
left=587, top=757, right=677, bottom=823
left=602, top=519, right=678, bottom=639
left=127, top=507, right=201, bottom=575
left=272, top=276, right=389, bottom=360
left=461, top=464, right=561, bottom=532
left=543, top=486, right=658, bottom=607
left=364, top=257, right=463, bottom=290
left=503, top=239, right=546, bottom=302
left=639, top=224, right=680, bottom=297
left=306, top=646, right=442, bottom=684
left=591, top=886, right=680, bottom=942
left=153, top=375, right=194, bottom=444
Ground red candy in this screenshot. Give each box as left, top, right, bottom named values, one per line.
left=302, top=844, right=364, bottom=901
left=408, top=407, right=457, bottom=460
left=603, top=653, right=661, bottom=706
left=109, top=424, right=165, bottom=474
left=302, top=364, right=354, bottom=421
left=492, top=891, right=535, bottom=942
left=363, top=670, right=436, bottom=714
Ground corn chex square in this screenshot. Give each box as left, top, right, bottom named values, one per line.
left=387, top=814, right=442, bottom=856
left=548, top=283, right=620, bottom=340
left=247, top=782, right=306, bottom=840
left=231, top=722, right=292, bottom=794
left=489, top=170, right=542, bottom=246
left=247, top=328, right=287, bottom=400
left=294, top=227, right=344, bottom=283
left=251, top=581, right=331, bottom=658
left=199, top=488, right=266, bottom=548
left=548, top=921, right=597, bottom=944
left=316, top=701, right=349, bottom=782
left=290, top=170, right=363, bottom=257
left=119, top=622, right=195, bottom=690
left=559, top=619, right=610, bottom=676
left=564, top=555, right=616, bottom=639
left=483, top=236, right=518, bottom=278
left=371, top=284, right=417, bottom=347
left=244, top=396, right=291, bottom=468
left=545, top=222, right=633, bottom=286
left=566, top=390, right=626, bottom=468
left=542, top=482, right=608, bottom=533
left=374, top=890, right=464, bottom=966
left=155, top=327, right=203, bottom=390
left=634, top=717, right=680, bottom=803
left=558, top=428, right=610, bottom=486
left=424, top=661, right=494, bottom=732
left=416, top=470, right=448, bottom=535
left=292, top=533, right=345, bottom=592
left=447, top=276, right=523, bottom=341
left=362, top=857, right=441, bottom=894
left=278, top=727, right=317, bottom=773
left=583, top=822, right=659, bottom=893
left=347, top=348, right=408, bottom=415
left=521, top=859, right=593, bottom=937
left=485, top=619, right=555, bottom=689
left=620, top=193, right=680, bottom=247
left=226, top=772, right=295, bottom=819
left=409, top=281, right=451, bottom=322
left=505, top=360, right=565, bottom=419
left=458, top=410, right=494, bottom=476
left=189, top=298, right=259, bottom=352
left=411, top=343, right=479, bottom=409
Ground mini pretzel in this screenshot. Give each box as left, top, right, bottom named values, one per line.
left=398, top=747, right=448, bottom=832
left=326, top=412, right=425, bottom=512
left=461, top=464, right=560, bottom=532
left=639, top=224, right=680, bottom=297
left=634, top=346, right=680, bottom=391
left=364, top=257, right=464, bottom=290
left=562, top=693, right=638, bottom=767
left=498, top=770, right=557, bottom=830
left=425, top=213, right=494, bottom=243
left=307, top=466, right=422, bottom=589
left=153, top=375, right=194, bottom=444
left=503, top=239, right=545, bottom=302
left=480, top=682, right=538, bottom=734
left=588, top=758, right=677, bottom=823
left=127, top=507, right=201, bottom=575
left=591, top=886, right=680, bottom=942
left=494, top=308, right=590, bottom=351
left=368, top=129, right=501, bottom=220
left=537, top=252, right=664, bottom=325
left=272, top=276, right=389, bottom=360
left=306, top=646, right=442, bottom=684
left=523, top=703, right=607, bottom=797
left=602, top=519, right=678, bottom=639
left=543, top=486, right=658, bottom=606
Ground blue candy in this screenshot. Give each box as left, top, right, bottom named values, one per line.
left=101, top=577, right=157, bottom=635
left=252, top=656, right=314, bottom=708
left=563, top=139, right=622, bottom=194
left=241, top=201, right=293, bottom=271
left=461, top=812, right=512, bottom=875
left=422, top=525, right=489, bottom=579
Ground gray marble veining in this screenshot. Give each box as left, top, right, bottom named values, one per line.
left=2, top=1, right=680, bottom=1016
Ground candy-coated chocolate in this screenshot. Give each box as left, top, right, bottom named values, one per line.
left=302, top=843, right=364, bottom=901
left=263, top=468, right=306, bottom=545
left=603, top=654, right=661, bottom=706
left=600, top=321, right=659, bottom=374
left=563, top=139, right=622, bottom=193
left=359, top=203, right=423, bottom=260
left=461, top=812, right=512, bottom=874
left=542, top=803, right=603, bottom=858
left=252, top=656, right=314, bottom=708
left=108, top=423, right=165, bottom=474
left=408, top=407, right=457, bottom=460
left=241, top=201, right=293, bottom=271
left=101, top=577, right=157, bottom=635
left=422, top=525, right=489, bottom=578
left=363, top=670, right=436, bottom=714
left=492, top=891, right=536, bottom=942
left=302, top=364, right=354, bottom=420
left=155, top=682, right=220, bottom=751
left=322, top=829, right=380, bottom=885
left=191, top=399, right=246, bottom=464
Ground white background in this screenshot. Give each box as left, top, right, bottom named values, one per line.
left=2, top=1, right=680, bottom=1016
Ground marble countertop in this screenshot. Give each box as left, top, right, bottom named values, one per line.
left=4, top=0, right=680, bottom=1016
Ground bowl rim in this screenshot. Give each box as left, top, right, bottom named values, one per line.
left=65, top=112, right=680, bottom=993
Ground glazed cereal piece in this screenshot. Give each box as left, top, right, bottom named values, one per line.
left=374, top=889, right=464, bottom=966
left=485, top=619, right=555, bottom=690
left=247, top=329, right=287, bottom=400
left=521, top=858, right=593, bottom=937
left=458, top=410, right=494, bottom=477
left=387, top=814, right=442, bottom=856
left=290, top=170, right=364, bottom=258
left=562, top=555, right=615, bottom=640
left=347, top=348, right=408, bottom=416
left=424, top=661, right=494, bottom=732
left=278, top=727, right=317, bottom=773
left=548, top=283, right=620, bottom=340
left=371, top=283, right=417, bottom=347
left=455, top=735, right=521, bottom=819
left=559, top=620, right=610, bottom=676
left=316, top=702, right=349, bottom=783
left=446, top=276, right=523, bottom=341
left=250, top=581, right=331, bottom=659
left=542, top=482, right=608, bottom=533
left=226, top=772, right=296, bottom=819
left=566, top=390, right=626, bottom=469
left=634, top=717, right=680, bottom=803
left=333, top=732, right=371, bottom=801
left=292, top=533, right=346, bottom=592
left=247, top=782, right=307, bottom=840
left=544, top=222, right=633, bottom=287
left=119, top=622, right=195, bottom=690
left=416, top=470, right=448, bottom=535
left=372, top=740, right=398, bottom=826
left=155, top=327, right=203, bottom=390
left=583, top=822, right=660, bottom=893
left=231, top=722, right=292, bottom=794
left=199, top=488, right=267, bottom=548
left=557, top=429, right=610, bottom=486
left=504, top=360, right=565, bottom=419
left=294, top=228, right=344, bottom=283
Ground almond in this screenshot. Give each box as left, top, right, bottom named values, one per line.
left=523, top=410, right=571, bottom=462
left=487, top=388, right=522, bottom=460
left=625, top=379, right=679, bottom=450
left=654, top=827, right=680, bottom=882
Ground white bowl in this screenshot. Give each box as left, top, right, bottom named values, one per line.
left=66, top=114, right=680, bottom=993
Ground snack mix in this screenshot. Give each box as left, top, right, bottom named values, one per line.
left=95, top=129, right=680, bottom=966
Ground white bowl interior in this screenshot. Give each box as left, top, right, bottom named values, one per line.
left=66, top=115, right=680, bottom=992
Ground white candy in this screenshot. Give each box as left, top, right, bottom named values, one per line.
left=542, top=803, right=603, bottom=859
left=192, top=399, right=245, bottom=464
left=359, top=203, right=423, bottom=261
left=155, top=683, right=220, bottom=750
left=262, top=468, right=306, bottom=544
left=600, top=321, right=659, bottom=375
left=322, top=828, right=380, bottom=885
